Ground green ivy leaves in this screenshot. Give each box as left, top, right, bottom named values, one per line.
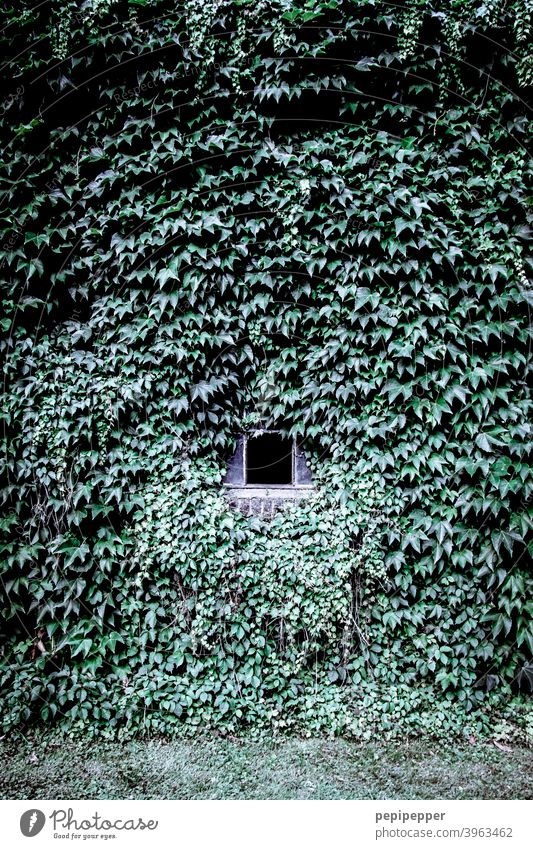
left=0, top=0, right=531, bottom=739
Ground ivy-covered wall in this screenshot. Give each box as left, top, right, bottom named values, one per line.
left=1, top=0, right=532, bottom=740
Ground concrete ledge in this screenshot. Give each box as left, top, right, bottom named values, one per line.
left=224, top=486, right=314, bottom=499
left=224, top=485, right=315, bottom=517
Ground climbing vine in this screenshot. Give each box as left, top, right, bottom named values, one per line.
left=0, top=0, right=532, bottom=740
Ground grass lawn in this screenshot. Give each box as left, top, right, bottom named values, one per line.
left=1, top=735, right=532, bottom=799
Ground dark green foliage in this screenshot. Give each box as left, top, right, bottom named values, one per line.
left=0, top=0, right=532, bottom=738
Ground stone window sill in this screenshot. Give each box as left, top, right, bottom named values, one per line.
left=224, top=485, right=314, bottom=516
left=224, top=485, right=313, bottom=498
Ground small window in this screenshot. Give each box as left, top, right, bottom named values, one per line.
left=223, top=429, right=313, bottom=491
left=246, top=432, right=293, bottom=485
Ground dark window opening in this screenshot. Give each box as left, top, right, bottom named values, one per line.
left=246, top=433, right=293, bottom=485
